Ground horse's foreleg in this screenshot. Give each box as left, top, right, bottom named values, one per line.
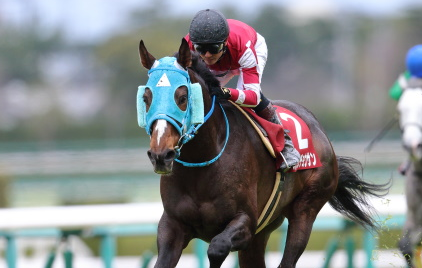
left=399, top=205, right=419, bottom=268
left=398, top=230, right=413, bottom=268
left=278, top=215, right=315, bottom=268
left=279, top=194, right=325, bottom=268
left=238, top=216, right=285, bottom=268
left=154, top=213, right=192, bottom=268
left=237, top=230, right=275, bottom=268
left=208, top=212, right=254, bottom=268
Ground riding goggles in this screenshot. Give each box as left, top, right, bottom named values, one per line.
left=194, top=43, right=225, bottom=55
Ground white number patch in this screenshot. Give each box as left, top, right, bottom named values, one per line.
left=279, top=112, right=309, bottom=149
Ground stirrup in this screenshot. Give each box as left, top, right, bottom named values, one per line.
left=279, top=151, right=297, bottom=172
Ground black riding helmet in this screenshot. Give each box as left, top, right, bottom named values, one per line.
left=189, top=9, right=229, bottom=44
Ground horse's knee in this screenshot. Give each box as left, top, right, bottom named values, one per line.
left=208, top=236, right=231, bottom=266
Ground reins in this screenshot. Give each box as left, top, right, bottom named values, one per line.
left=175, top=96, right=230, bottom=167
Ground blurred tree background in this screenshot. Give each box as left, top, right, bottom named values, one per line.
left=0, top=2, right=416, bottom=258
left=1, top=2, right=422, bottom=144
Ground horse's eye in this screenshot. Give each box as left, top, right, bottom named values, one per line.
left=175, top=86, right=188, bottom=111
left=178, top=95, right=187, bottom=105
left=143, top=88, right=152, bottom=111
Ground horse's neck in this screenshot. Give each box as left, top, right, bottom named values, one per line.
left=413, top=159, right=422, bottom=173
left=399, top=88, right=422, bottom=127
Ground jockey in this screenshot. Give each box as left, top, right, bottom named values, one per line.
left=389, top=44, right=422, bottom=101
left=390, top=44, right=422, bottom=175
left=184, top=9, right=300, bottom=171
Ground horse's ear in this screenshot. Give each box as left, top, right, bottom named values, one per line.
left=177, top=38, right=192, bottom=69
left=139, top=40, right=156, bottom=70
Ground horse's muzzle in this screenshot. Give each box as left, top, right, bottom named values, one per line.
left=147, top=149, right=177, bottom=174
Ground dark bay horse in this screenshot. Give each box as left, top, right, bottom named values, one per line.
left=137, top=38, right=390, bottom=268
left=396, top=86, right=422, bottom=268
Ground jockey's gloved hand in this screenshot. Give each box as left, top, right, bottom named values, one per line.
left=210, top=87, right=231, bottom=100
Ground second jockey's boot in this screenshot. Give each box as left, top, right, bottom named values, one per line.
left=256, top=103, right=301, bottom=171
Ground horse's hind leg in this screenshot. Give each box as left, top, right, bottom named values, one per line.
left=208, top=213, right=254, bottom=268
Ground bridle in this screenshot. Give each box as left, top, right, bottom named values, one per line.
left=174, top=96, right=230, bottom=167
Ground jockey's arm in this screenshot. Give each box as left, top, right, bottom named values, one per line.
left=225, top=67, right=261, bottom=107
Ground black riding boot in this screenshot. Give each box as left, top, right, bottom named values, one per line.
left=256, top=102, right=300, bottom=171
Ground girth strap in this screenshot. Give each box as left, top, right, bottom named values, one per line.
left=256, top=172, right=284, bottom=234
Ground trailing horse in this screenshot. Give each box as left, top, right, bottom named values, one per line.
left=137, top=38, right=390, bottom=268
left=396, top=86, right=422, bottom=268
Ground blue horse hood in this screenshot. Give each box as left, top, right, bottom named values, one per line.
left=137, top=57, right=204, bottom=135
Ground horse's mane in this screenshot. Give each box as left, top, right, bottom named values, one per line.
left=173, top=51, right=220, bottom=89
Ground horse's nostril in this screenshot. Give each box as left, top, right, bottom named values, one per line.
left=165, top=150, right=176, bottom=161
left=147, top=150, right=156, bottom=164
left=147, top=149, right=175, bottom=165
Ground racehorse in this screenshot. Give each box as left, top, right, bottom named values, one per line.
left=397, top=85, right=422, bottom=268
left=137, top=38, right=390, bottom=268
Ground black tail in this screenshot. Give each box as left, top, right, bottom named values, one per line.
left=328, top=156, right=391, bottom=230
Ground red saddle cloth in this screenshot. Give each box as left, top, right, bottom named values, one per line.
left=243, top=105, right=322, bottom=171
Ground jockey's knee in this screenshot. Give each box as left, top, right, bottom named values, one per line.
left=254, top=92, right=270, bottom=113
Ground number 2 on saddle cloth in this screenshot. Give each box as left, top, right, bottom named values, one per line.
left=242, top=105, right=322, bottom=171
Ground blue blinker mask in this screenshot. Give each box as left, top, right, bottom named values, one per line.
left=137, top=57, right=204, bottom=135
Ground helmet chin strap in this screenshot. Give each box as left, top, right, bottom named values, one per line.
left=219, top=45, right=227, bottom=60
left=215, top=46, right=230, bottom=78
